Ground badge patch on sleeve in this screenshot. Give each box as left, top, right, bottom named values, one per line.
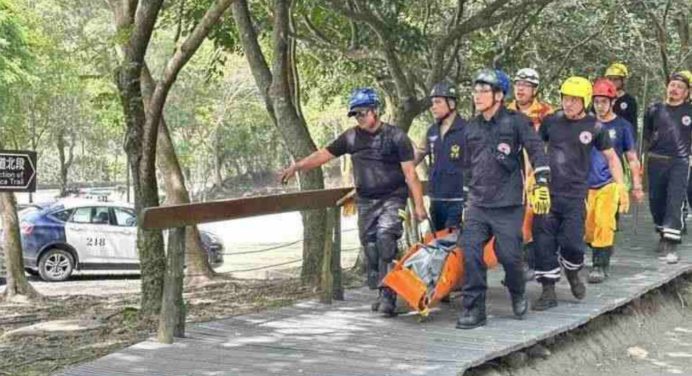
left=620, top=102, right=628, bottom=110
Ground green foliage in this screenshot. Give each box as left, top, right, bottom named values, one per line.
left=2, top=0, right=687, bottom=195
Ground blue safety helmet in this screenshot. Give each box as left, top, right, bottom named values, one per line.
left=495, top=69, right=511, bottom=96
left=347, top=87, right=380, bottom=117
left=474, top=69, right=501, bottom=90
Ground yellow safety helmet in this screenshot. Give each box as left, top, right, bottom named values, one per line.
left=677, top=70, right=692, bottom=87
left=605, top=63, right=629, bottom=78
left=560, top=76, right=593, bottom=109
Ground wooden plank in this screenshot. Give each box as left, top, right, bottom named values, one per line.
left=141, top=187, right=352, bottom=230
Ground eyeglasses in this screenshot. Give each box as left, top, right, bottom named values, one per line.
left=353, top=110, right=370, bottom=118
left=514, top=81, right=535, bottom=88
left=472, top=89, right=493, bottom=96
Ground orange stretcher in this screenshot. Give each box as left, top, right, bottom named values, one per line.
left=382, top=228, right=497, bottom=317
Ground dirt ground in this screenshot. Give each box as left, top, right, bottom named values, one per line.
left=467, top=275, right=692, bottom=376
left=3, top=271, right=692, bottom=376
left=0, top=270, right=364, bottom=376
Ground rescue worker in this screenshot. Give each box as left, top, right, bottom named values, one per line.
left=508, top=68, right=553, bottom=129
left=279, top=87, right=427, bottom=316
left=455, top=69, right=550, bottom=329
left=643, top=71, right=692, bottom=264
left=507, top=68, right=554, bottom=281
left=605, top=63, right=638, bottom=140
left=680, top=71, right=692, bottom=231
left=586, top=78, right=644, bottom=284
left=414, top=82, right=467, bottom=231
left=532, top=76, right=626, bottom=311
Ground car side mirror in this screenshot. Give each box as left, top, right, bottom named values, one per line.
left=126, top=217, right=137, bottom=227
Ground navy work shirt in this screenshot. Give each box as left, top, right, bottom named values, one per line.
left=540, top=112, right=612, bottom=199
left=461, top=107, right=549, bottom=208
left=613, top=93, right=638, bottom=139
left=644, top=102, right=692, bottom=159
left=327, top=123, right=414, bottom=199
left=424, top=114, right=467, bottom=200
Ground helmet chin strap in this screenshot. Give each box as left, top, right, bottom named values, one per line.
left=436, top=99, right=456, bottom=123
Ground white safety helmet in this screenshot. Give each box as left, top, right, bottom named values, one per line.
left=514, top=68, right=540, bottom=86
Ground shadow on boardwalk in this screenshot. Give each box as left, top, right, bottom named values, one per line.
left=57, top=213, right=692, bottom=376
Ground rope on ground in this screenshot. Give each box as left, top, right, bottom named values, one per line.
left=226, top=258, right=303, bottom=273
left=219, top=227, right=357, bottom=256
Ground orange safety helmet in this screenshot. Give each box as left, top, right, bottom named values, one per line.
left=593, top=78, right=617, bottom=99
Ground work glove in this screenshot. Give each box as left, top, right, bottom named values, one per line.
left=618, top=183, right=630, bottom=214
left=530, top=184, right=551, bottom=215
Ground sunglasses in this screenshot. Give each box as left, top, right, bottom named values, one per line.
left=353, top=109, right=371, bottom=118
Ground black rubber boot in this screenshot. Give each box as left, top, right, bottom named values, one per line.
left=588, top=248, right=605, bottom=284
left=379, top=287, right=398, bottom=317
left=532, top=282, right=558, bottom=311
left=602, top=247, right=612, bottom=278
left=456, top=304, right=487, bottom=329
left=364, top=243, right=379, bottom=290
left=658, top=240, right=679, bottom=264
left=370, top=294, right=380, bottom=312
left=523, top=243, right=536, bottom=281
left=565, top=268, right=586, bottom=300
left=511, top=293, right=528, bottom=319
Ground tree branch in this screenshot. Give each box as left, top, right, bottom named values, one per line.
left=493, top=2, right=548, bottom=67
left=325, top=0, right=415, bottom=99
left=231, top=0, right=276, bottom=122
left=545, top=12, right=613, bottom=85
left=147, top=0, right=238, bottom=135
left=430, top=0, right=555, bottom=85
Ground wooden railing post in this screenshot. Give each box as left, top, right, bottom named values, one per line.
left=320, top=207, right=336, bottom=304
left=158, top=227, right=186, bottom=343
left=332, top=206, right=343, bottom=300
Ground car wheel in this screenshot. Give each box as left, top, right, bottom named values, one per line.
left=25, top=268, right=39, bottom=276
left=38, top=249, right=74, bottom=282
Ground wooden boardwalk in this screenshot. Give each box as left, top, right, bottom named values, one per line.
left=57, top=213, right=692, bottom=376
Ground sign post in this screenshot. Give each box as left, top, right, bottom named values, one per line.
left=0, top=150, right=37, bottom=192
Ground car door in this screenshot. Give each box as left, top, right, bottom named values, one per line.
left=64, top=206, right=114, bottom=264
left=110, top=207, right=138, bottom=264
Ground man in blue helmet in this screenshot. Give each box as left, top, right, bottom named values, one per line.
left=455, top=69, right=550, bottom=329
left=495, top=69, right=512, bottom=99
left=414, top=82, right=467, bottom=231
left=280, top=87, right=427, bottom=316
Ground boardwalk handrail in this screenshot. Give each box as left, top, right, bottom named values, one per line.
left=141, top=187, right=354, bottom=230
left=146, top=186, right=356, bottom=344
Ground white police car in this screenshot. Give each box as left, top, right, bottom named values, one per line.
left=18, top=200, right=223, bottom=281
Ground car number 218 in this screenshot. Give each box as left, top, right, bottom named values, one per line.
left=86, top=237, right=106, bottom=247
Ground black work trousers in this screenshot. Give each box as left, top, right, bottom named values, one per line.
left=648, top=155, right=689, bottom=243
left=533, top=195, right=586, bottom=284
left=460, top=205, right=525, bottom=309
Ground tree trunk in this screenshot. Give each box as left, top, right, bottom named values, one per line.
left=56, top=129, right=75, bottom=198
left=1, top=193, right=40, bottom=302
left=57, top=129, right=68, bottom=197
left=158, top=227, right=186, bottom=343
left=213, top=128, right=224, bottom=188
left=112, top=0, right=167, bottom=317
left=232, top=0, right=327, bottom=286
left=141, top=66, right=216, bottom=284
